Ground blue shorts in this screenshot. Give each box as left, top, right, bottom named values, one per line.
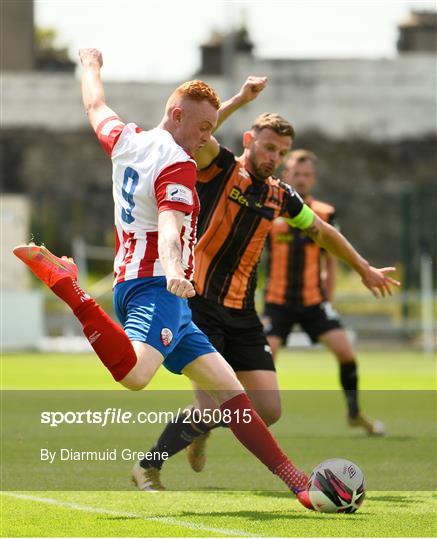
left=113, top=277, right=216, bottom=374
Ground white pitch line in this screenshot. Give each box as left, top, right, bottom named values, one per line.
left=2, top=492, right=260, bottom=537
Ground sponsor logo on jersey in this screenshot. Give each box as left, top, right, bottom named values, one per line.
left=166, top=184, right=193, bottom=205
left=160, top=328, right=173, bottom=347
left=228, top=186, right=277, bottom=220
left=228, top=187, right=263, bottom=208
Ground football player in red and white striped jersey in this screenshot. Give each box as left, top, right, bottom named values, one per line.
left=13, top=48, right=316, bottom=504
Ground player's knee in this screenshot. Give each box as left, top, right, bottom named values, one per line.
left=124, top=380, right=148, bottom=391
left=119, top=370, right=153, bottom=391
left=120, top=379, right=148, bottom=391
left=337, top=354, right=355, bottom=364
left=332, top=341, right=354, bottom=362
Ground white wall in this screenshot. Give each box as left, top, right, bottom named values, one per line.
left=1, top=195, right=31, bottom=291
left=1, top=291, right=44, bottom=350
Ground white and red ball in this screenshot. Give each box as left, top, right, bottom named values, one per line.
left=307, top=458, right=365, bottom=513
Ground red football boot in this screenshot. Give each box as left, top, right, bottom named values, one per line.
left=13, top=243, right=78, bottom=288
left=295, top=489, right=314, bottom=510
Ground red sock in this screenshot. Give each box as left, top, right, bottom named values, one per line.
left=220, top=393, right=308, bottom=491
left=51, top=277, right=137, bottom=381
left=51, top=276, right=92, bottom=312
left=275, top=460, right=308, bottom=492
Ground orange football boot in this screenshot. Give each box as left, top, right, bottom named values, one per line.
left=13, top=243, right=78, bottom=288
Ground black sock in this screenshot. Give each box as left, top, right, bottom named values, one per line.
left=140, top=408, right=220, bottom=470
left=339, top=361, right=360, bottom=419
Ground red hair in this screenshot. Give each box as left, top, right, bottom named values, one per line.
left=169, top=80, right=220, bottom=110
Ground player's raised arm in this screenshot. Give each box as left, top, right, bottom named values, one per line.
left=158, top=210, right=196, bottom=299
left=79, top=48, right=119, bottom=132
left=195, top=76, right=268, bottom=170
left=301, top=216, right=400, bottom=299
left=215, top=75, right=268, bottom=132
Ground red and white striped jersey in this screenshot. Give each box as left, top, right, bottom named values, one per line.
left=96, top=116, right=199, bottom=284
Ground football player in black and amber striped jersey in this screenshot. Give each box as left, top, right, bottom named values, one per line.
left=264, top=150, right=385, bottom=436
left=138, top=78, right=399, bottom=488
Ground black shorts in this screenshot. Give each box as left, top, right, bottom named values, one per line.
left=263, top=302, right=343, bottom=344
left=189, top=295, right=275, bottom=372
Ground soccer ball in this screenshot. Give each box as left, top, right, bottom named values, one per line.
left=307, top=458, right=365, bottom=513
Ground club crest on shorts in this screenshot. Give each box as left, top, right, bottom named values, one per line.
left=160, top=328, right=173, bottom=347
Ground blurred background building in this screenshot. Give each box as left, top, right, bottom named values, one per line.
left=1, top=0, right=435, bottom=350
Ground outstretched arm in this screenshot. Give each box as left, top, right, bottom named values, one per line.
left=158, top=210, right=196, bottom=299
left=194, top=75, right=268, bottom=170
left=303, top=216, right=400, bottom=298
left=79, top=48, right=118, bottom=131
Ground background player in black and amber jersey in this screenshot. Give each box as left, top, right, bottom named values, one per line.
left=139, top=79, right=398, bottom=487
left=264, top=149, right=385, bottom=435
left=265, top=196, right=337, bottom=308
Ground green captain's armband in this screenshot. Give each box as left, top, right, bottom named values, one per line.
left=285, top=204, right=315, bottom=230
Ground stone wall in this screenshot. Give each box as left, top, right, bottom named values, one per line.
left=3, top=53, right=436, bottom=139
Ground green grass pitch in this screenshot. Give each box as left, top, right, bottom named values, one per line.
left=1, top=349, right=436, bottom=537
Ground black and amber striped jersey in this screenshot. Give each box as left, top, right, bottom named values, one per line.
left=265, top=197, right=337, bottom=307
left=194, top=146, right=314, bottom=309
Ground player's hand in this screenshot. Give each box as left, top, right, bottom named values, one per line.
left=238, top=76, right=268, bottom=103
left=79, top=48, right=103, bottom=68
left=360, top=266, right=400, bottom=298
left=167, top=277, right=196, bottom=299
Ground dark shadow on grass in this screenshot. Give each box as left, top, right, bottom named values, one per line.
left=175, top=509, right=360, bottom=521
left=250, top=492, right=376, bottom=514
left=98, top=516, right=140, bottom=521
left=369, top=494, right=429, bottom=503
left=188, top=486, right=234, bottom=491
left=371, top=436, right=414, bottom=442
left=289, top=435, right=414, bottom=441
left=158, top=487, right=246, bottom=493
left=255, top=490, right=435, bottom=507
left=251, top=491, right=306, bottom=500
